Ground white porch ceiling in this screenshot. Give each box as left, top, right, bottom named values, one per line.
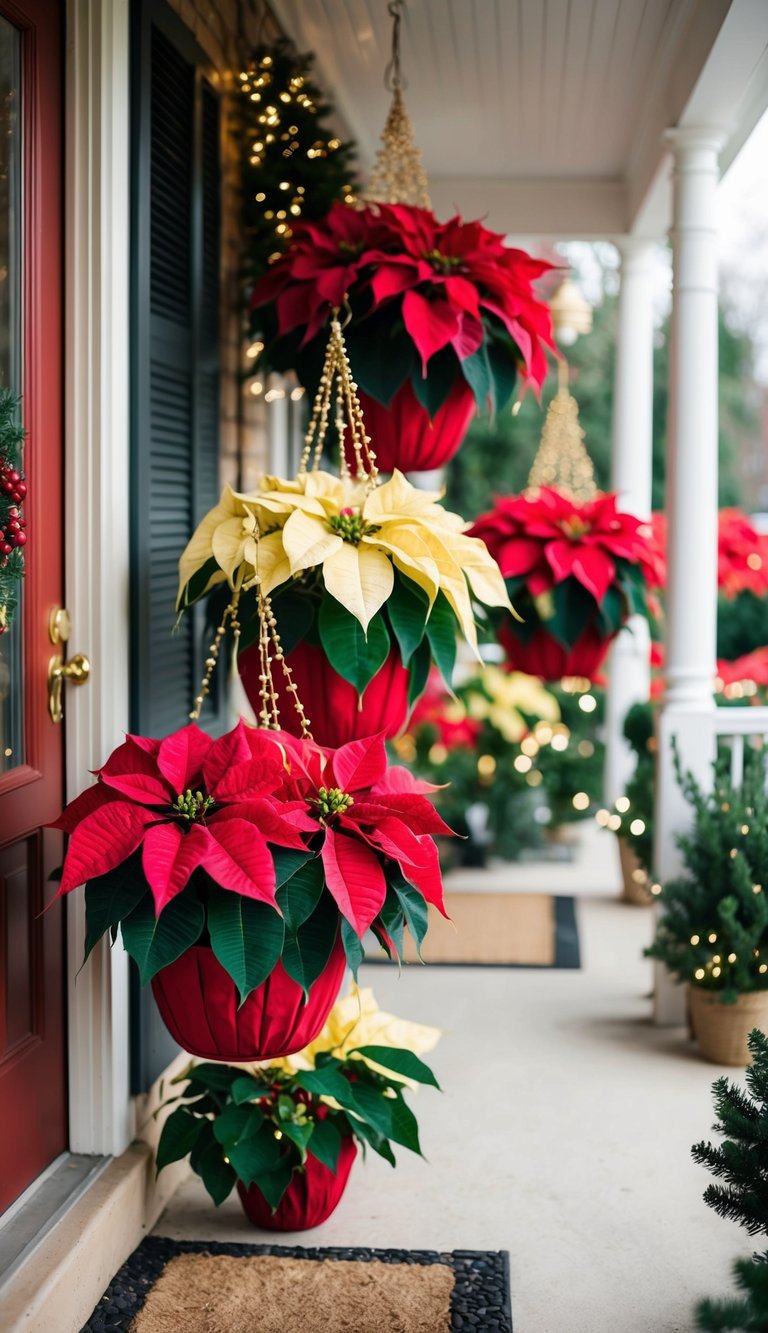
left=271, top=0, right=768, bottom=239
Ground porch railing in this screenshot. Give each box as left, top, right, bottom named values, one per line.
left=713, top=705, right=768, bottom=788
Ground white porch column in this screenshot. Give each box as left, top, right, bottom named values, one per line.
left=604, top=241, right=655, bottom=806
left=654, top=128, right=724, bottom=1024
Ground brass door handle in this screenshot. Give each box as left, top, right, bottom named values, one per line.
left=48, top=652, right=91, bottom=724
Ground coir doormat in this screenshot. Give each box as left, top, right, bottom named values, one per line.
left=81, top=1236, right=512, bottom=1333
left=368, top=892, right=580, bottom=969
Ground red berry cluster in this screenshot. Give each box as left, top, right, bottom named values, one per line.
left=0, top=460, right=27, bottom=562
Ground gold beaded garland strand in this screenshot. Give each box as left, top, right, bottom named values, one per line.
left=298, top=312, right=379, bottom=487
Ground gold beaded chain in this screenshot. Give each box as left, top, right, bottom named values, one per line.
left=298, top=310, right=379, bottom=489
left=189, top=544, right=313, bottom=740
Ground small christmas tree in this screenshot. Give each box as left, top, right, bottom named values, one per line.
left=237, top=39, right=357, bottom=282
left=694, top=1029, right=768, bottom=1331
left=0, top=391, right=27, bottom=634
left=646, top=751, right=768, bottom=1000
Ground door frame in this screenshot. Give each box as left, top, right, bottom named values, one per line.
left=63, top=0, right=133, bottom=1158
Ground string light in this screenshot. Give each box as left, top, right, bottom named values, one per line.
left=572, top=791, right=590, bottom=811
left=690, top=934, right=700, bottom=946
left=629, top=818, right=646, bottom=836
left=616, top=796, right=630, bottom=813
left=695, top=968, right=706, bottom=980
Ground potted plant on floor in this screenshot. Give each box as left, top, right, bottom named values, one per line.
left=596, top=701, right=656, bottom=905
left=50, top=722, right=454, bottom=1061
left=155, top=988, right=440, bottom=1231
left=646, top=751, right=768, bottom=1064
left=692, top=1028, right=768, bottom=1330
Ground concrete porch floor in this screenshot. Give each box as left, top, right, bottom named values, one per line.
left=154, top=828, right=747, bottom=1333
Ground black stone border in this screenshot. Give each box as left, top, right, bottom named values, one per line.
left=81, top=1235, right=513, bottom=1332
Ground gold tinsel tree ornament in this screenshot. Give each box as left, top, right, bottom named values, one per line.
left=526, top=277, right=596, bottom=502
left=363, top=0, right=431, bottom=210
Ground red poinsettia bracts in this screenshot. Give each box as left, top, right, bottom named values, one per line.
left=274, top=731, right=452, bottom=937
left=472, top=487, right=665, bottom=601
left=51, top=722, right=307, bottom=913
left=410, top=670, right=482, bottom=749
left=251, top=199, right=555, bottom=394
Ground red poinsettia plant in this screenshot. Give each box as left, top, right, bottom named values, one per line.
left=653, top=509, right=768, bottom=600
left=51, top=722, right=452, bottom=999
left=250, top=200, right=555, bottom=471
left=470, top=487, right=665, bottom=681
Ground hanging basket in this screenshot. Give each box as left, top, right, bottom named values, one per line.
left=239, top=639, right=411, bottom=747
left=355, top=378, right=476, bottom=475
left=237, top=1136, right=357, bottom=1231
left=499, top=620, right=612, bottom=683
left=689, top=987, right=768, bottom=1066
left=151, top=937, right=346, bottom=1062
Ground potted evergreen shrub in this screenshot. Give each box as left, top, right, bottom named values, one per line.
left=155, top=988, right=440, bottom=1231
left=692, top=1028, right=768, bottom=1330
left=647, top=753, right=768, bottom=1064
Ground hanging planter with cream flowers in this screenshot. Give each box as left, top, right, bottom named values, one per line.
left=178, top=314, right=514, bottom=745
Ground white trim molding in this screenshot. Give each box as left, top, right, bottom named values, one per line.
left=64, top=0, right=133, bottom=1156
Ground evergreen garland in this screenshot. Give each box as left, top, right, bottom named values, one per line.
left=237, top=39, right=357, bottom=284
left=646, top=751, right=768, bottom=1000
left=694, top=1029, right=768, bottom=1331
left=0, top=390, right=26, bottom=634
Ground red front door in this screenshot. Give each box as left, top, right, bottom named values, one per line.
left=0, top=0, right=65, bottom=1213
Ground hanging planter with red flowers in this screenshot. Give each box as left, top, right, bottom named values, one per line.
left=470, top=486, right=664, bottom=682
left=178, top=313, right=512, bottom=746
left=249, top=200, right=555, bottom=473
left=51, top=717, right=454, bottom=1061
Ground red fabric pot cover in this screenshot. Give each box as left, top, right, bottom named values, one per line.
left=150, top=937, right=346, bottom=1062
left=237, top=1136, right=357, bottom=1232
left=355, top=377, right=476, bottom=474
left=500, top=621, right=613, bottom=682
left=239, top=639, right=411, bottom=747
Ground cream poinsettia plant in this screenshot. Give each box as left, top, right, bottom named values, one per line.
left=177, top=468, right=513, bottom=707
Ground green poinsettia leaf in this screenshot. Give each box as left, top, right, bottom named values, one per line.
left=156, top=1106, right=205, bottom=1171
left=550, top=578, right=598, bottom=648
left=408, top=635, right=433, bottom=709
left=281, top=891, right=339, bottom=998
left=410, top=346, right=457, bottom=417
left=307, top=1117, right=342, bottom=1172
left=318, top=595, right=390, bottom=696
left=275, top=853, right=324, bottom=933
left=196, top=1136, right=238, bottom=1206
left=83, top=853, right=149, bottom=966
left=207, top=888, right=285, bottom=1004
left=251, top=1155, right=295, bottom=1212
left=460, top=340, right=493, bottom=410
left=212, top=1102, right=265, bottom=1147
left=485, top=323, right=520, bottom=414
left=346, top=314, right=416, bottom=406
left=231, top=1075, right=271, bottom=1105
left=346, top=1111, right=396, bottom=1166
left=390, top=868, right=429, bottom=959
left=227, top=1125, right=282, bottom=1185
left=270, top=587, right=317, bottom=656
left=121, top=889, right=205, bottom=985
left=340, top=916, right=366, bottom=980
left=277, top=1118, right=314, bottom=1163
left=349, top=1045, right=440, bottom=1089
left=350, top=1084, right=422, bottom=1156
left=387, top=573, right=429, bottom=666
left=425, top=592, right=457, bottom=685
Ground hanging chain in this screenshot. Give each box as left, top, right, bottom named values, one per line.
left=384, top=0, right=405, bottom=91
left=190, top=539, right=313, bottom=739
left=298, top=309, right=379, bottom=487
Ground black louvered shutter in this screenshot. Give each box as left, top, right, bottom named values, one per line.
left=130, top=2, right=222, bottom=1091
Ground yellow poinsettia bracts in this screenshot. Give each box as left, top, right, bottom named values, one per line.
left=464, top=667, right=560, bottom=744
left=266, top=985, right=441, bottom=1085
left=177, top=469, right=513, bottom=652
